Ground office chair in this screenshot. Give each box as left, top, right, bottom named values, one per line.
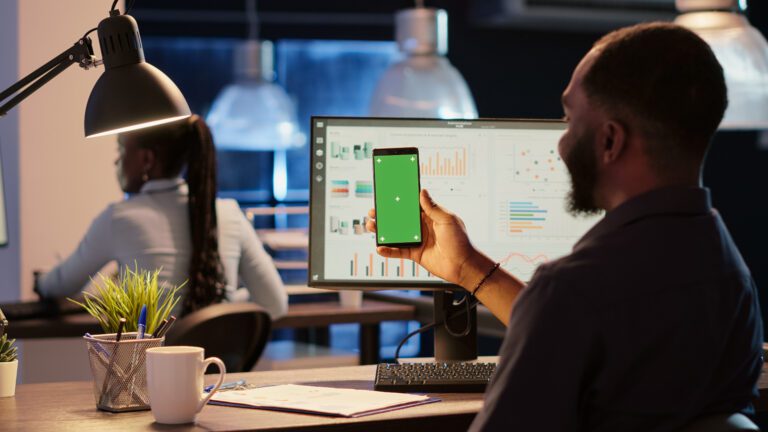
left=164, top=302, right=272, bottom=373
left=678, top=413, right=760, bottom=432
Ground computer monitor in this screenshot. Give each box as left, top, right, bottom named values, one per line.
left=0, top=143, right=7, bottom=248
left=308, top=117, right=602, bottom=360
left=309, top=117, right=600, bottom=287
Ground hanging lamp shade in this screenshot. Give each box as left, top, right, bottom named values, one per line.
left=206, top=40, right=303, bottom=151
left=85, top=13, right=191, bottom=138
left=675, top=0, right=768, bottom=129
left=369, top=8, right=478, bottom=119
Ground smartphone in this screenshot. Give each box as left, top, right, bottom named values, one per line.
left=372, top=147, right=423, bottom=247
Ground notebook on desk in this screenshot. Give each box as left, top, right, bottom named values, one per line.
left=209, top=384, right=439, bottom=417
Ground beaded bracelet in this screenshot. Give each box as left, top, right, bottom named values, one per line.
left=471, top=262, right=501, bottom=296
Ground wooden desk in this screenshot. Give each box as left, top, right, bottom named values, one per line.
left=5, top=363, right=768, bottom=431
left=0, top=365, right=482, bottom=432
left=8, top=300, right=415, bottom=364
left=757, top=366, right=768, bottom=413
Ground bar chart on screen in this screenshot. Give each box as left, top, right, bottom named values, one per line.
left=342, top=251, right=436, bottom=280
left=420, top=147, right=469, bottom=177
left=504, top=201, right=548, bottom=234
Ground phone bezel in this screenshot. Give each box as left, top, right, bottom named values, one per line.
left=372, top=147, right=423, bottom=248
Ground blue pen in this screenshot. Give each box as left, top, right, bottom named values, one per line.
left=205, top=379, right=246, bottom=393
left=137, top=305, right=147, bottom=340
left=85, top=333, right=110, bottom=358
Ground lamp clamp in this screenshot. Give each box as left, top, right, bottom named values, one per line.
left=73, top=38, right=101, bottom=70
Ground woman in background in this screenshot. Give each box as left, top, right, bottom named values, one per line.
left=37, top=115, right=288, bottom=318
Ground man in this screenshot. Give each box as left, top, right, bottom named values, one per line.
left=367, top=22, right=763, bottom=431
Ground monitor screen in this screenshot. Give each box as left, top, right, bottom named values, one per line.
left=0, top=144, right=7, bottom=247
left=308, top=117, right=601, bottom=289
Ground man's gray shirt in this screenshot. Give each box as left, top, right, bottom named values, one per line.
left=471, top=187, right=763, bottom=431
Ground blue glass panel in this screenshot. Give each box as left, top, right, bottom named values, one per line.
left=275, top=40, right=399, bottom=201
left=141, top=37, right=274, bottom=202
left=142, top=38, right=399, bottom=204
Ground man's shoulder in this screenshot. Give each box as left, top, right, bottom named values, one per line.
left=524, top=235, right=647, bottom=307
left=534, top=245, right=607, bottom=286
left=523, top=252, right=604, bottom=305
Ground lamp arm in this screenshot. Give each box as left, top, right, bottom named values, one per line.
left=0, top=37, right=97, bottom=117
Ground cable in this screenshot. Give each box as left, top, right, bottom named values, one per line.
left=393, top=292, right=479, bottom=362
left=444, top=291, right=473, bottom=338
left=394, top=321, right=438, bottom=361
left=110, top=0, right=119, bottom=12
left=246, top=0, right=260, bottom=40
left=82, top=27, right=98, bottom=39
left=126, top=0, right=137, bottom=15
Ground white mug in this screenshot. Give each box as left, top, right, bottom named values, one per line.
left=146, top=346, right=226, bottom=424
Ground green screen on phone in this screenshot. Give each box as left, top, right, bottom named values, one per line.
left=373, top=152, right=422, bottom=246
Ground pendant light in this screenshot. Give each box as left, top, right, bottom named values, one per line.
left=675, top=0, right=768, bottom=129
left=205, top=0, right=302, bottom=201
left=369, top=2, right=478, bottom=119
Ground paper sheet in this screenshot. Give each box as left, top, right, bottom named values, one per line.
left=209, top=384, right=438, bottom=417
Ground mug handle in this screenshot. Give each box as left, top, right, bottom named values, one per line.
left=197, top=357, right=226, bottom=413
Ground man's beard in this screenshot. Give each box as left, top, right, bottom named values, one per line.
left=564, top=130, right=601, bottom=216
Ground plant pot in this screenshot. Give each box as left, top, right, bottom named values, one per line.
left=0, top=359, right=18, bottom=397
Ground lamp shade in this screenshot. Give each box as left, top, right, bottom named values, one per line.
left=206, top=40, right=303, bottom=151
left=370, top=8, right=478, bottom=119
left=84, top=13, right=190, bottom=138
left=675, top=1, right=768, bottom=129
left=206, top=81, right=302, bottom=151
left=370, top=56, right=478, bottom=119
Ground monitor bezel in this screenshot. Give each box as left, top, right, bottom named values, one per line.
left=307, top=116, right=567, bottom=290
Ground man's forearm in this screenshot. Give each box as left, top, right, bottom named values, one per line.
left=458, top=252, right=526, bottom=326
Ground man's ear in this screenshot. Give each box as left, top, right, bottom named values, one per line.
left=597, top=120, right=627, bottom=164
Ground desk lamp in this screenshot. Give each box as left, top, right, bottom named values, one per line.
left=675, top=0, right=768, bottom=129
left=0, top=1, right=191, bottom=138
left=369, top=1, right=478, bottom=119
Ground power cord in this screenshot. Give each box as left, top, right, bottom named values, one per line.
left=110, top=0, right=138, bottom=15
left=443, top=291, right=474, bottom=338
left=126, top=0, right=137, bottom=15
left=393, top=291, right=479, bottom=362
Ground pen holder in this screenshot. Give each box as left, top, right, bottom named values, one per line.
left=84, top=332, right=165, bottom=412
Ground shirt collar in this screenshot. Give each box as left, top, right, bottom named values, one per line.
left=574, top=186, right=712, bottom=251
left=139, top=178, right=188, bottom=195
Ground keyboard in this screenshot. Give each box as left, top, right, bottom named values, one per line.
left=374, top=362, right=497, bottom=393
left=0, top=299, right=85, bottom=320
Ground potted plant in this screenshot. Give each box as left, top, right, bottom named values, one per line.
left=69, top=266, right=183, bottom=412
left=71, top=266, right=182, bottom=334
left=0, top=332, right=18, bottom=397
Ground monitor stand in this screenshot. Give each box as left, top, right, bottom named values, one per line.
left=433, top=291, right=477, bottom=362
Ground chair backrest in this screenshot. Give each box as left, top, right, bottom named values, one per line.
left=678, top=413, right=760, bottom=432
left=164, top=302, right=272, bottom=373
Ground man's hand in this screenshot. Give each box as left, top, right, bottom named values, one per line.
left=368, top=189, right=525, bottom=324
left=366, top=189, right=479, bottom=286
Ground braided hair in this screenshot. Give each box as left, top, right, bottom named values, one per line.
left=131, top=115, right=226, bottom=315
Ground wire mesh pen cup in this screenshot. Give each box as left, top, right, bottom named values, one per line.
left=84, top=333, right=165, bottom=412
